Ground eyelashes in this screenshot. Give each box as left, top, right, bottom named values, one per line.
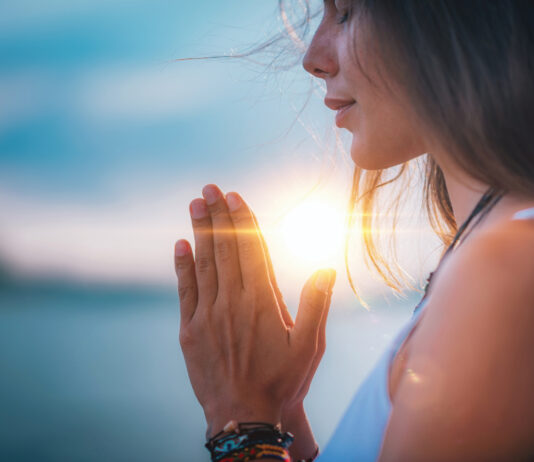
left=334, top=0, right=351, bottom=24
left=337, top=10, right=350, bottom=24
left=326, top=0, right=351, bottom=25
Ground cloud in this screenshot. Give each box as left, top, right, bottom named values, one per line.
left=0, top=62, right=231, bottom=131
left=0, top=181, right=196, bottom=287
left=0, top=0, right=138, bottom=33
left=0, top=72, right=57, bottom=129
left=76, top=64, right=230, bottom=123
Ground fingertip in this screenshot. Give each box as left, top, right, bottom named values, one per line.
left=202, top=183, right=222, bottom=205
left=190, top=198, right=208, bottom=219
left=226, top=192, right=242, bottom=212
left=330, top=268, right=337, bottom=287
left=313, top=268, right=336, bottom=294
left=175, top=239, right=191, bottom=257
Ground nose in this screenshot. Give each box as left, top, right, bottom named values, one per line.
left=302, top=23, right=338, bottom=79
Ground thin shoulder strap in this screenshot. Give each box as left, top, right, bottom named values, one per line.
left=414, top=188, right=504, bottom=316
left=437, top=188, right=503, bottom=267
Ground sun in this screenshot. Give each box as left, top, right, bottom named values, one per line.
left=277, top=198, right=346, bottom=267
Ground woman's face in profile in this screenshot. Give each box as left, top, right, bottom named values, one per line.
left=302, top=0, right=428, bottom=170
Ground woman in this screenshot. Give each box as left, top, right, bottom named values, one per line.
left=174, top=1, right=534, bottom=460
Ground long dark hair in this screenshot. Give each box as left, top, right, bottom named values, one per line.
left=340, top=0, right=534, bottom=299
left=177, top=1, right=534, bottom=302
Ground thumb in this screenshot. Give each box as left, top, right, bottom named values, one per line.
left=293, top=268, right=336, bottom=348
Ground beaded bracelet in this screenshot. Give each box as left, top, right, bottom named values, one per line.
left=205, top=420, right=294, bottom=462
left=218, top=443, right=291, bottom=462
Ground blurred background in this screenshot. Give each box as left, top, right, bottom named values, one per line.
left=0, top=1, right=442, bottom=460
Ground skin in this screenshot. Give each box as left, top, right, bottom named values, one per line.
left=175, top=187, right=332, bottom=460
left=302, top=0, right=427, bottom=171
left=175, top=0, right=534, bottom=460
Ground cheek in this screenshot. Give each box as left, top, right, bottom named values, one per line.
left=348, top=99, right=427, bottom=170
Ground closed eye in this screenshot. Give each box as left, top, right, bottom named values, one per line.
left=337, top=10, right=350, bottom=24
left=334, top=0, right=351, bottom=24
left=323, top=0, right=351, bottom=25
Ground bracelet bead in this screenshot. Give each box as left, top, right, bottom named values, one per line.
left=205, top=421, right=294, bottom=462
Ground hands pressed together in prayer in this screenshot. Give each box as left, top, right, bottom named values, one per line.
left=173, top=184, right=336, bottom=459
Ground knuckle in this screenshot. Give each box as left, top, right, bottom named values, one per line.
left=208, top=202, right=226, bottom=217
left=179, top=326, right=195, bottom=348
left=196, top=254, right=212, bottom=274
left=191, top=217, right=210, bottom=229
left=231, top=212, right=248, bottom=225
left=178, top=284, right=193, bottom=302
left=195, top=223, right=212, bottom=237
left=238, top=238, right=256, bottom=258
left=215, top=240, right=232, bottom=261
left=175, top=256, right=192, bottom=272
left=301, top=292, right=321, bottom=312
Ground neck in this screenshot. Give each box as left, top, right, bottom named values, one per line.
left=428, top=149, right=534, bottom=230
left=438, top=162, right=488, bottom=227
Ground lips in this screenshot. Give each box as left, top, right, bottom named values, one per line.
left=324, top=97, right=356, bottom=111
left=324, top=97, right=357, bottom=128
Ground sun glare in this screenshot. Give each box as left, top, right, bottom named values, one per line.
left=276, top=199, right=346, bottom=267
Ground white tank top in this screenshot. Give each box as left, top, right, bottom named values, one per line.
left=316, top=206, right=534, bottom=461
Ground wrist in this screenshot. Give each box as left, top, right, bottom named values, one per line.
left=205, top=421, right=294, bottom=462
left=204, top=403, right=282, bottom=439
left=281, top=403, right=319, bottom=462
left=282, top=401, right=306, bottom=423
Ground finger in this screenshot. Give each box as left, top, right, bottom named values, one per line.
left=202, top=184, right=242, bottom=293
left=251, top=210, right=294, bottom=328
left=296, top=281, right=334, bottom=400
left=174, top=239, right=198, bottom=324
left=190, top=198, right=218, bottom=305
left=317, top=283, right=334, bottom=353
left=226, top=192, right=270, bottom=290
left=293, top=269, right=336, bottom=350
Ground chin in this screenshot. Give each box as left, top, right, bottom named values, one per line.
left=350, top=143, right=401, bottom=171
left=350, top=138, right=425, bottom=170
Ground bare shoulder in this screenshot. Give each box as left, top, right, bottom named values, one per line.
left=380, top=218, right=534, bottom=461
left=465, top=214, right=534, bottom=274
left=428, top=215, right=534, bottom=322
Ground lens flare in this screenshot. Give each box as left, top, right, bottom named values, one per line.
left=277, top=199, right=346, bottom=267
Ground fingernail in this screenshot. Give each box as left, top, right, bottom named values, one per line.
left=226, top=192, right=241, bottom=212
left=202, top=185, right=220, bottom=205
left=190, top=199, right=208, bottom=219
left=175, top=240, right=190, bottom=257
left=314, top=269, right=335, bottom=293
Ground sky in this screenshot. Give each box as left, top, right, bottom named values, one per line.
left=0, top=0, right=442, bottom=308
left=0, top=5, right=449, bottom=458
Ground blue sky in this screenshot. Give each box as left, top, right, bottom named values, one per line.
left=0, top=0, right=440, bottom=307
left=0, top=1, right=312, bottom=195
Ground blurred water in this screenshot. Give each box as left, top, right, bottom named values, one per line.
left=0, top=279, right=414, bottom=461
